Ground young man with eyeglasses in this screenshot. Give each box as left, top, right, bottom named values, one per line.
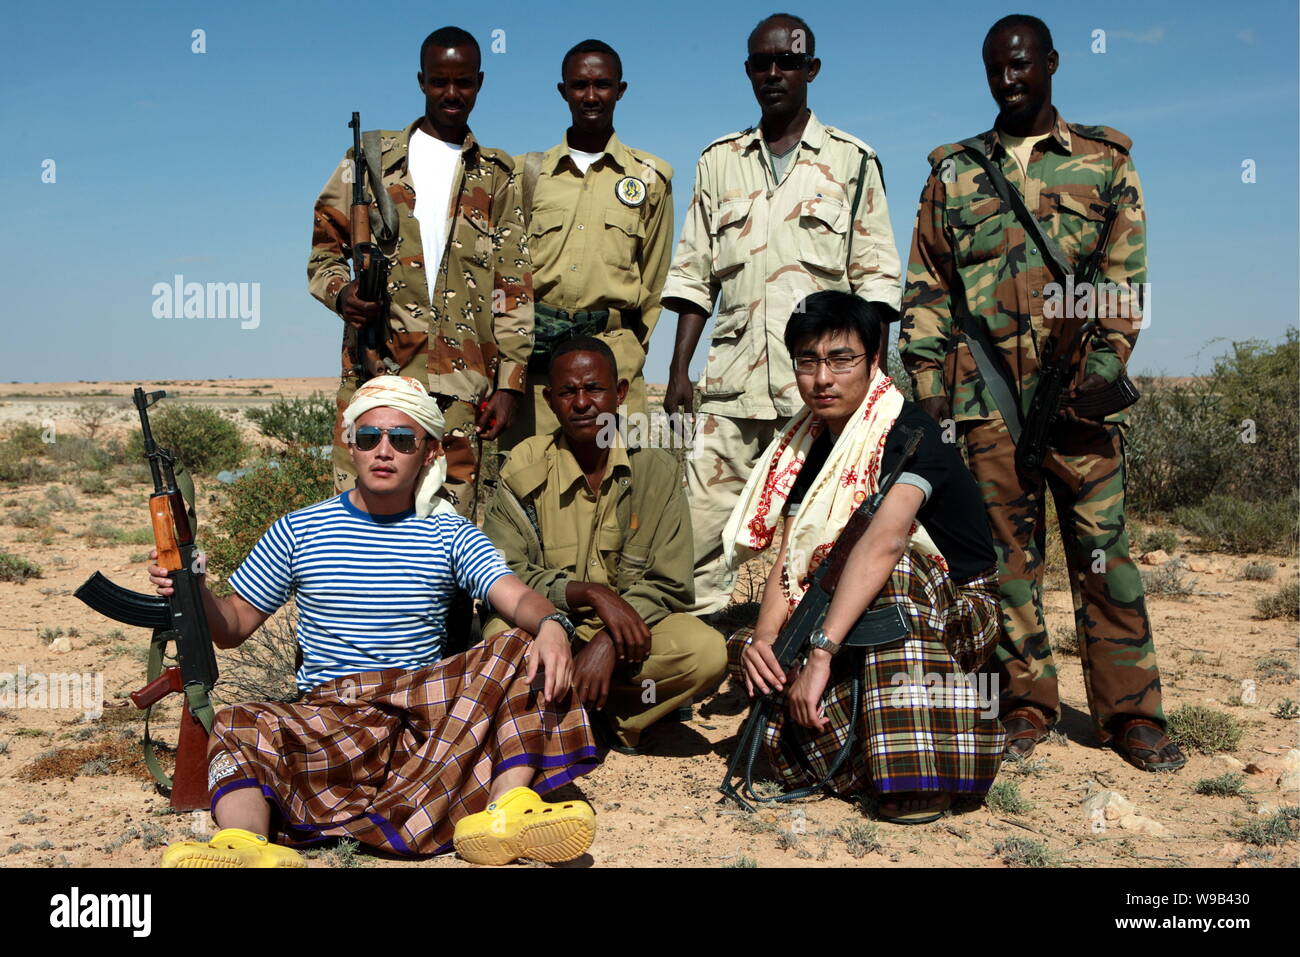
left=660, top=12, right=902, bottom=621
left=151, top=376, right=598, bottom=867
left=723, top=291, right=1005, bottom=823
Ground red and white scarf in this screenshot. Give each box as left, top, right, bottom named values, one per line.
left=722, top=370, right=947, bottom=613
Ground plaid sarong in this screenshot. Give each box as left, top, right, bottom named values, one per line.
left=726, top=552, right=1005, bottom=797
left=206, top=630, right=599, bottom=856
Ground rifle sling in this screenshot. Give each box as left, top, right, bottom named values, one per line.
left=362, top=130, right=400, bottom=245
left=141, top=628, right=216, bottom=792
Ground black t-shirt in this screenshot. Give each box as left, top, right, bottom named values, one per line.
left=785, top=402, right=996, bottom=584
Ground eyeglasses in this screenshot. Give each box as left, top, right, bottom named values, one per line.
left=745, top=52, right=812, bottom=73
left=352, top=425, right=423, bottom=454
left=792, top=353, right=868, bottom=375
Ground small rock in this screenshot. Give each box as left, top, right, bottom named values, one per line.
left=1282, top=749, right=1300, bottom=772
left=1256, top=803, right=1280, bottom=816
left=1186, top=558, right=1215, bottom=573
left=1212, top=755, right=1246, bottom=772
left=48, top=637, right=72, bottom=654
left=758, top=810, right=778, bottom=825
left=1244, top=762, right=1278, bottom=775
left=1278, top=770, right=1300, bottom=792
left=1214, top=841, right=1246, bottom=859
left=1082, top=789, right=1134, bottom=822
left=1140, top=550, right=1171, bottom=566
left=1118, top=813, right=1169, bottom=836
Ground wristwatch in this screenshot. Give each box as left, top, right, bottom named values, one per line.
left=538, top=612, right=576, bottom=641
left=807, top=627, right=841, bottom=656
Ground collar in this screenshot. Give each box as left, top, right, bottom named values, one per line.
left=553, top=431, right=631, bottom=496
left=543, top=130, right=635, bottom=175
left=739, top=108, right=828, bottom=155
left=988, top=108, right=1073, bottom=158
left=399, top=117, right=480, bottom=170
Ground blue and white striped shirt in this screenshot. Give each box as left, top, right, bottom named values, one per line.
left=228, top=493, right=512, bottom=692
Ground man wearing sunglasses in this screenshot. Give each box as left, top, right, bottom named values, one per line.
left=661, top=12, right=902, bottom=621
left=309, top=26, right=533, bottom=518
left=153, top=375, right=599, bottom=867
left=483, top=338, right=726, bottom=753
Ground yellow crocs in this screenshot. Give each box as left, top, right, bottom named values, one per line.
left=453, top=787, right=595, bottom=866
left=160, top=828, right=307, bottom=868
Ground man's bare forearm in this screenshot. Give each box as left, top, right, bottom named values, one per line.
left=663, top=302, right=708, bottom=375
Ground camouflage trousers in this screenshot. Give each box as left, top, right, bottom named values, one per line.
left=332, top=375, right=480, bottom=519
left=963, top=416, right=1165, bottom=743
left=684, top=412, right=784, bottom=615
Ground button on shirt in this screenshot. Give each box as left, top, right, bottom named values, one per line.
left=661, top=110, right=902, bottom=419
left=537, top=433, right=633, bottom=590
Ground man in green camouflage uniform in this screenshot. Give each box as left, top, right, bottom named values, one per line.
left=661, top=13, right=902, bottom=616
left=308, top=27, right=532, bottom=517
left=898, top=15, right=1184, bottom=771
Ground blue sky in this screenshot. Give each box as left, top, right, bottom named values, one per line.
left=3, top=0, right=1296, bottom=385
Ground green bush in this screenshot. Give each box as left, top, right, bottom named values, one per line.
left=205, top=449, right=333, bottom=582
left=986, top=779, right=1032, bottom=815
left=1167, top=705, right=1243, bottom=754
left=1254, top=581, right=1300, bottom=621
left=0, top=551, right=42, bottom=583
left=1193, top=773, right=1247, bottom=797
left=1240, top=562, right=1277, bottom=581
left=1125, top=378, right=1232, bottom=514
left=244, top=394, right=336, bottom=449
left=1173, top=495, right=1299, bottom=555
left=1136, top=528, right=1179, bottom=554
left=1206, top=330, right=1298, bottom=506
left=0, top=424, right=55, bottom=484
left=127, top=404, right=244, bottom=475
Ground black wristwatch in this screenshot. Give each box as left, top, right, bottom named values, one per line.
left=538, top=612, right=576, bottom=640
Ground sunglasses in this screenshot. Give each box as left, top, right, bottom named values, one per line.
left=745, top=52, right=812, bottom=73
left=352, top=425, right=423, bottom=454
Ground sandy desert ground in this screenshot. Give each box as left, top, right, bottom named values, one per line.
left=0, top=379, right=1296, bottom=868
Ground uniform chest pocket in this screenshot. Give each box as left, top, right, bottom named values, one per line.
left=945, top=196, right=1005, bottom=267
left=601, top=208, right=644, bottom=270
left=712, top=198, right=753, bottom=276
left=1048, top=187, right=1112, bottom=264
left=527, top=207, right=566, bottom=264
left=463, top=211, right=498, bottom=259
left=797, top=198, right=850, bottom=277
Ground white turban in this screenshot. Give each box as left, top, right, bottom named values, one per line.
left=342, top=375, right=455, bottom=518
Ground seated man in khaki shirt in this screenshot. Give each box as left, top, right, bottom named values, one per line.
left=483, top=337, right=726, bottom=752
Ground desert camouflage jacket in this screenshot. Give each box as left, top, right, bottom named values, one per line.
left=899, top=111, right=1147, bottom=422
left=661, top=111, right=902, bottom=419
left=308, top=118, right=534, bottom=400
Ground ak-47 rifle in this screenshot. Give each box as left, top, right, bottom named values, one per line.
left=74, top=388, right=219, bottom=810
left=345, top=111, right=395, bottom=384
left=1015, top=200, right=1139, bottom=473
left=720, top=427, right=922, bottom=812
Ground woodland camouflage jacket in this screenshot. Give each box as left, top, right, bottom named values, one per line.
left=899, top=111, right=1147, bottom=422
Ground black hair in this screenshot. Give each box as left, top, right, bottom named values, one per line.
left=419, top=26, right=481, bottom=70
left=561, top=38, right=623, bottom=81
left=783, top=291, right=886, bottom=360
left=983, top=14, right=1053, bottom=55
left=749, top=12, right=815, bottom=57
left=549, top=336, right=619, bottom=382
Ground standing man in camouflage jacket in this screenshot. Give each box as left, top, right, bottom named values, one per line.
left=898, top=14, right=1184, bottom=772
left=309, top=26, right=533, bottom=516
left=661, top=13, right=902, bottom=617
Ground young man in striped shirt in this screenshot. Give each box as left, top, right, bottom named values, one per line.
left=151, top=376, right=599, bottom=867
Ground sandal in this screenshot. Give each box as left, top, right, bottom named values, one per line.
left=1001, top=705, right=1050, bottom=761
left=877, top=792, right=952, bottom=825
left=1111, top=718, right=1187, bottom=772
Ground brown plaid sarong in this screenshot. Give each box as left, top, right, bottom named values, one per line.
left=726, top=551, right=1006, bottom=797
left=206, top=630, right=599, bottom=856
